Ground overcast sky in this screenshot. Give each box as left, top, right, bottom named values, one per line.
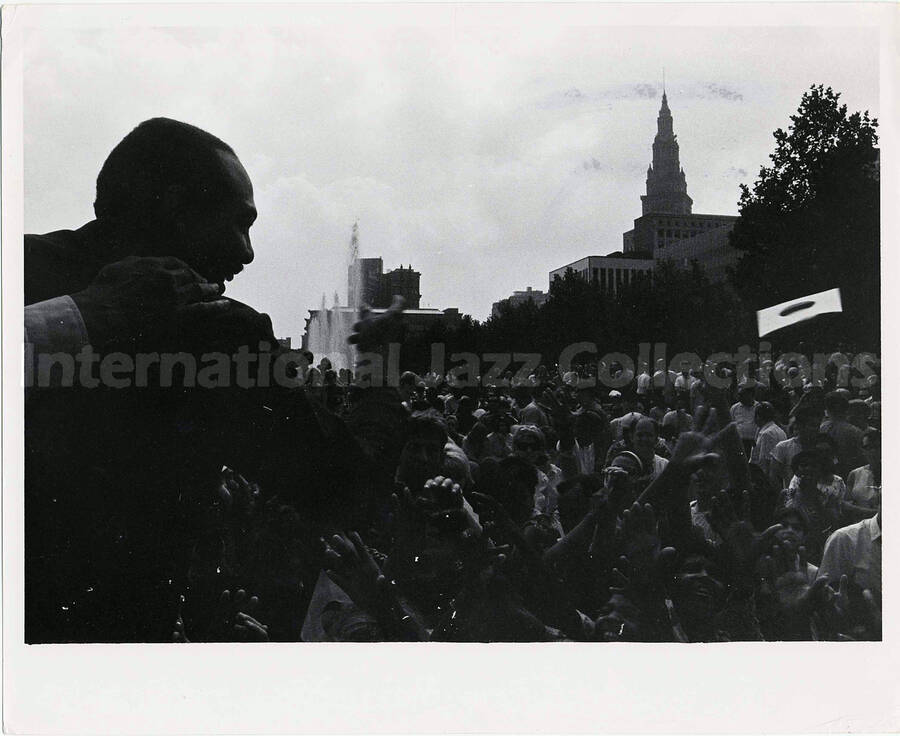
left=23, top=7, right=880, bottom=340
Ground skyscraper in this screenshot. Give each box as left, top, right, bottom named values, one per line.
left=553, top=91, right=739, bottom=287
left=640, top=92, right=693, bottom=216
left=622, top=92, right=736, bottom=258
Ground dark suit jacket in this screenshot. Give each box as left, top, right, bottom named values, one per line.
left=25, top=223, right=405, bottom=641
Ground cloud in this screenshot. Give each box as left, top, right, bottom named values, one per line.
left=703, top=83, right=744, bottom=101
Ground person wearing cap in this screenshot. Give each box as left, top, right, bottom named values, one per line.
left=601, top=450, right=644, bottom=517
left=730, top=381, right=760, bottom=456
left=602, top=390, right=623, bottom=422
left=609, top=407, right=642, bottom=442
left=820, top=391, right=865, bottom=479
left=750, top=401, right=786, bottom=477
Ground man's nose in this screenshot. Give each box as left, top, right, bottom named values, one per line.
left=240, top=238, right=255, bottom=265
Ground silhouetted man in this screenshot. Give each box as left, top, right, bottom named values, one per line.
left=25, top=118, right=404, bottom=642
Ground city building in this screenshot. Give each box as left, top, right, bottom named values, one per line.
left=552, top=92, right=739, bottom=290
left=348, top=256, right=384, bottom=308
left=654, top=224, right=739, bottom=282
left=549, top=255, right=653, bottom=296
left=491, top=286, right=548, bottom=318
left=380, top=265, right=421, bottom=309
left=348, top=257, right=422, bottom=309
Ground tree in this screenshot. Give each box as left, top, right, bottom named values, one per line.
left=729, top=85, right=880, bottom=351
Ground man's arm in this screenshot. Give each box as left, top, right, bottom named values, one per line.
left=24, top=296, right=91, bottom=390
left=25, top=295, right=90, bottom=352
left=817, top=530, right=851, bottom=587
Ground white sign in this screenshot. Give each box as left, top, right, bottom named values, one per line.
left=757, top=288, right=843, bottom=337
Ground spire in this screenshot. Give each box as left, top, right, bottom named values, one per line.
left=640, top=90, right=693, bottom=216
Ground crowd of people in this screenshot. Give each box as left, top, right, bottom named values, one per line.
left=168, top=352, right=882, bottom=643
left=24, top=117, right=881, bottom=644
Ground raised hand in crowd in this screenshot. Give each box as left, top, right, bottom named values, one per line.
left=709, top=489, right=782, bottom=586
left=174, top=589, right=270, bottom=642
left=348, top=295, right=406, bottom=353
left=813, top=574, right=882, bottom=641
left=756, top=543, right=830, bottom=639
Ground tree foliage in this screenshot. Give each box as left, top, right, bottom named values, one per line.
left=399, top=262, right=754, bottom=371
left=729, top=85, right=880, bottom=351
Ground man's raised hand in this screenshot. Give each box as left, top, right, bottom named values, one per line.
left=71, top=255, right=223, bottom=347
left=321, top=532, right=385, bottom=612
left=348, top=295, right=405, bottom=352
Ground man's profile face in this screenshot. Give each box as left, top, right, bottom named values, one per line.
left=176, top=149, right=257, bottom=286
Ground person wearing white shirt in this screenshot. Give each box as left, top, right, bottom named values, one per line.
left=750, top=402, right=786, bottom=476
left=817, top=511, right=881, bottom=595
left=730, top=383, right=759, bottom=455
left=636, top=369, right=651, bottom=397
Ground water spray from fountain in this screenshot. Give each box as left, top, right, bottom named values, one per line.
left=307, top=222, right=362, bottom=372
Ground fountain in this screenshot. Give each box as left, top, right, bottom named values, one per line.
left=304, top=223, right=362, bottom=372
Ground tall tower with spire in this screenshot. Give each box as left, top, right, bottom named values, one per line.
left=640, top=92, right=693, bottom=215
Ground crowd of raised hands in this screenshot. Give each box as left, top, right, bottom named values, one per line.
left=171, top=359, right=881, bottom=643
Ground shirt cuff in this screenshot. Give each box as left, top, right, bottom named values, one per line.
left=24, top=295, right=90, bottom=355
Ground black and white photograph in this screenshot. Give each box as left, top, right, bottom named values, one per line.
left=3, top=2, right=898, bottom=732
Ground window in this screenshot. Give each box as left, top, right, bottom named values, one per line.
left=592, top=267, right=598, bottom=283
